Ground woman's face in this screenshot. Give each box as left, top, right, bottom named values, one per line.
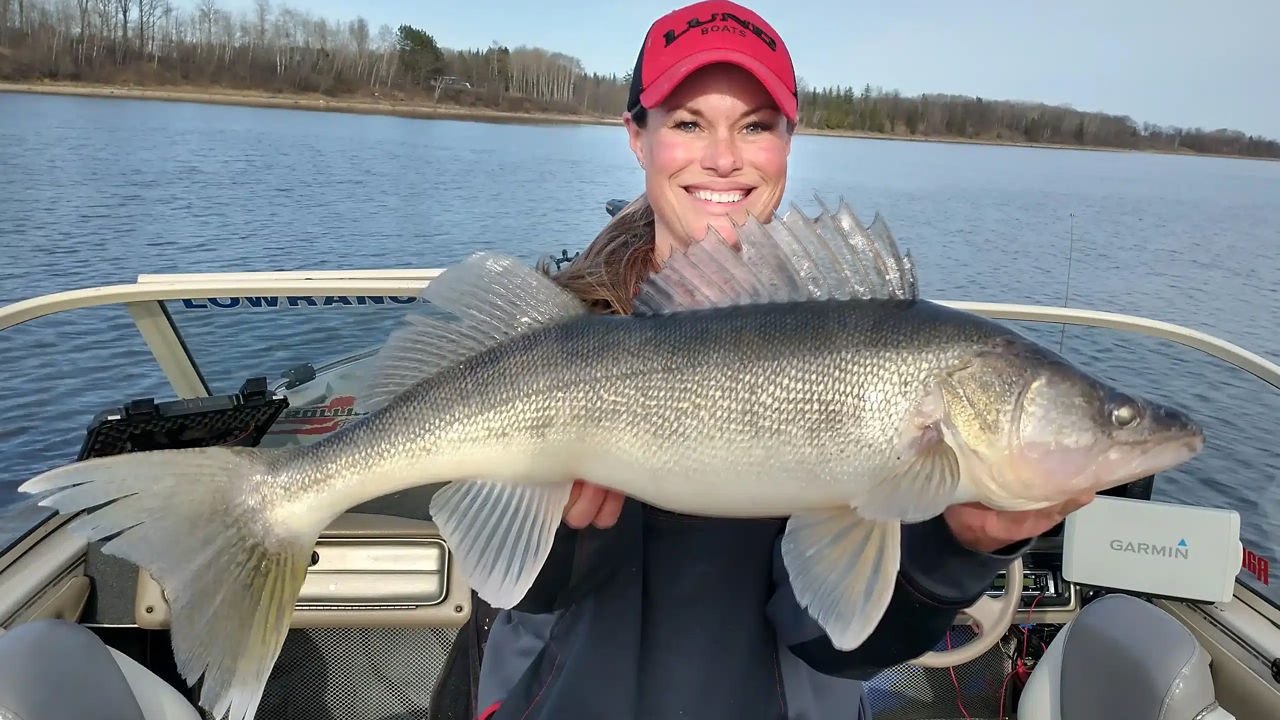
left=625, top=63, right=792, bottom=262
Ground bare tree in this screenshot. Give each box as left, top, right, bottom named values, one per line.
left=114, top=0, right=127, bottom=55
left=349, top=15, right=367, bottom=79
left=136, top=0, right=159, bottom=57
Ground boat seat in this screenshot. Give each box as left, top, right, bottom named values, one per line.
left=0, top=619, right=200, bottom=720
left=1018, top=593, right=1234, bottom=720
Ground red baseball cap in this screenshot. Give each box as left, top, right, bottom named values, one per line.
left=627, top=1, right=798, bottom=124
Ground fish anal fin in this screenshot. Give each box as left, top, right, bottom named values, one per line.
left=781, top=508, right=900, bottom=652
left=428, top=479, right=574, bottom=607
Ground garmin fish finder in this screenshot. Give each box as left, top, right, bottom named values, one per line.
left=1062, top=495, right=1242, bottom=603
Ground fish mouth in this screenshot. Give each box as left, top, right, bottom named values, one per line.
left=1093, top=430, right=1205, bottom=492
left=1003, top=426, right=1204, bottom=506
left=1132, top=431, right=1204, bottom=476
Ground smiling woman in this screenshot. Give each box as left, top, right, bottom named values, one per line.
left=626, top=61, right=794, bottom=262
left=469, top=2, right=1096, bottom=720
left=621, top=9, right=797, bottom=262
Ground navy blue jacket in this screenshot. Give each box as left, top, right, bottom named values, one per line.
left=476, top=499, right=1026, bottom=720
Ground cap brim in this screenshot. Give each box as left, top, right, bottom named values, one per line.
left=637, top=48, right=797, bottom=124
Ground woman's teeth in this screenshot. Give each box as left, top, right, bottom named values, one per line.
left=690, top=189, right=747, bottom=204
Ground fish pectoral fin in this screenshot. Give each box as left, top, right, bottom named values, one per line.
left=857, top=424, right=961, bottom=522
left=781, top=508, right=900, bottom=652
left=428, top=479, right=575, bottom=608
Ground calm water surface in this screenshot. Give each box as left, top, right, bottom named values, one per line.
left=2, top=92, right=1279, bottom=603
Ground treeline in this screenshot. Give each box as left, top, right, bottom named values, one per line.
left=1, top=0, right=1275, bottom=159
left=0, top=0, right=629, bottom=115
left=798, top=84, right=1280, bottom=159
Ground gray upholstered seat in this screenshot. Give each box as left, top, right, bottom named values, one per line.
left=0, top=619, right=199, bottom=720
left=1018, top=593, right=1233, bottom=720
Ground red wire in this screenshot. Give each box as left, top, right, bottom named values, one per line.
left=998, top=591, right=1047, bottom=718
left=957, top=590, right=1052, bottom=719
left=998, top=668, right=1016, bottom=719
left=947, top=629, right=974, bottom=720
left=1021, top=592, right=1045, bottom=661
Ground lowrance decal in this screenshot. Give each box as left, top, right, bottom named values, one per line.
left=179, top=295, right=422, bottom=309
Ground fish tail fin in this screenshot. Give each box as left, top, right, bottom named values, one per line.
left=19, top=447, right=313, bottom=720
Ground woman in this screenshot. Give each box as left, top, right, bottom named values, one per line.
left=472, top=2, right=1094, bottom=718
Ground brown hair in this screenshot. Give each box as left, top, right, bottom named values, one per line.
left=544, top=193, right=659, bottom=316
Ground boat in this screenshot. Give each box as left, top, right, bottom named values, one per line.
left=0, top=201, right=1278, bottom=720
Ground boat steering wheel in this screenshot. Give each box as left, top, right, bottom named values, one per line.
left=909, top=556, right=1024, bottom=667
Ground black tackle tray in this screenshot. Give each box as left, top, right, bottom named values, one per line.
left=77, top=377, right=290, bottom=459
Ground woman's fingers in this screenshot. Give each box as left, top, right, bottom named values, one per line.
left=594, top=487, right=626, bottom=528
left=562, top=480, right=625, bottom=529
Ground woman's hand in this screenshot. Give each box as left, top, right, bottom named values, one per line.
left=563, top=480, right=626, bottom=529
left=942, top=492, right=1097, bottom=553
left=560, top=480, right=1097, bottom=548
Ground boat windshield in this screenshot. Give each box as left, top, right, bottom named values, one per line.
left=1, top=277, right=1278, bottom=612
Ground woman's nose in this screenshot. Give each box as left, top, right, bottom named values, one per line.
left=701, top=132, right=743, bottom=175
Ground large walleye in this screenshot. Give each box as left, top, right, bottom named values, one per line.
left=20, top=198, right=1202, bottom=720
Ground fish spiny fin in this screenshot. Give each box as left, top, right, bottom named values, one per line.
left=633, top=195, right=918, bottom=315
left=360, top=253, right=588, bottom=412
left=19, top=447, right=317, bottom=720
left=781, top=509, right=900, bottom=651
left=429, top=479, right=575, bottom=607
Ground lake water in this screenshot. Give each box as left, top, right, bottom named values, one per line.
left=2, top=92, right=1279, bottom=606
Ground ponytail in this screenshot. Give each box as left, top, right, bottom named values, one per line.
left=543, top=194, right=658, bottom=315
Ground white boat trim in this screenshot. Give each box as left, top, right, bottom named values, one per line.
left=0, top=523, right=87, bottom=627
left=940, top=301, right=1280, bottom=390
left=133, top=269, right=447, bottom=283
left=3, top=271, right=1276, bottom=400
left=0, top=277, right=441, bottom=330
left=124, top=301, right=210, bottom=398
left=1201, top=594, right=1280, bottom=663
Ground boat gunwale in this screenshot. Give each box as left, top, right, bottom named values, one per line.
left=2, top=269, right=1277, bottom=391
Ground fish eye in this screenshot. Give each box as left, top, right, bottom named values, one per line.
left=1111, top=402, right=1140, bottom=428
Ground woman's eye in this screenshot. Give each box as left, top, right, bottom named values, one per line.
left=675, top=121, right=699, bottom=132
left=744, top=121, right=772, bottom=134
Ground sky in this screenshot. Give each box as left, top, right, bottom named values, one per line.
left=224, top=0, right=1280, bottom=140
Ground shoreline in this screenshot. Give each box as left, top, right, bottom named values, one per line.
left=2, top=81, right=1274, bottom=162
left=0, top=81, right=625, bottom=127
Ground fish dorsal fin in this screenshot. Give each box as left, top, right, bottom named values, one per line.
left=633, top=196, right=918, bottom=316
left=359, top=252, right=587, bottom=413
